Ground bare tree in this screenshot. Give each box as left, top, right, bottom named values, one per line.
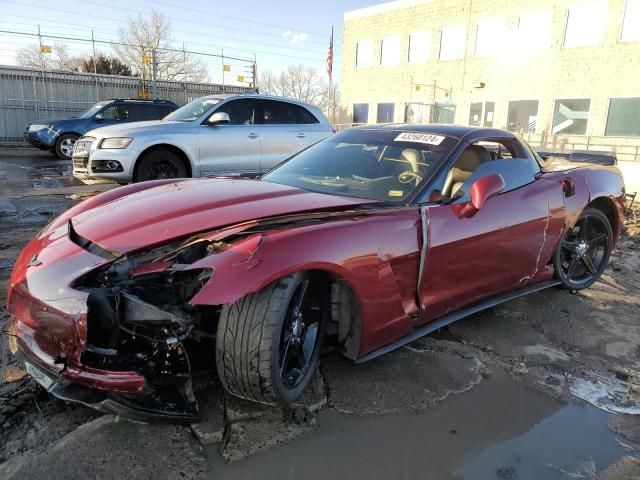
left=16, top=42, right=80, bottom=71
left=112, top=9, right=207, bottom=82
left=259, top=65, right=339, bottom=121
left=77, top=54, right=134, bottom=76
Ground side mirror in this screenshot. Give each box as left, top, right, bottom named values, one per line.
left=207, top=112, right=230, bottom=126
left=454, top=173, right=505, bottom=218
left=94, top=113, right=104, bottom=121
left=470, top=173, right=505, bottom=210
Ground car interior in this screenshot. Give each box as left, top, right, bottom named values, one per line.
left=442, top=140, right=520, bottom=199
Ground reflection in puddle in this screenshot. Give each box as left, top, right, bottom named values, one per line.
left=206, top=369, right=626, bottom=480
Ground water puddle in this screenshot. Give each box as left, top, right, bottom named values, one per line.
left=206, top=369, right=629, bottom=479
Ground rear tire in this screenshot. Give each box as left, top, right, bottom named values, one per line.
left=216, top=272, right=326, bottom=406
left=134, top=150, right=188, bottom=182
left=54, top=133, right=79, bottom=159
left=553, top=208, right=613, bottom=290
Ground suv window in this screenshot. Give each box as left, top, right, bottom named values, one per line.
left=127, top=104, right=154, bottom=121
left=261, top=100, right=319, bottom=125
left=214, top=99, right=259, bottom=125
left=100, top=105, right=129, bottom=121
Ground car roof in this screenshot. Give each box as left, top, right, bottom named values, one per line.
left=351, top=124, right=519, bottom=141
left=199, top=93, right=321, bottom=109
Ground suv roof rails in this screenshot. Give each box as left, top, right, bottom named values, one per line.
left=105, top=98, right=177, bottom=105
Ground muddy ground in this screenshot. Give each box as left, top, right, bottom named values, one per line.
left=1, top=149, right=639, bottom=479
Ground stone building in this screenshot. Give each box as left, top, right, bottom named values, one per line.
left=340, top=0, right=640, bottom=161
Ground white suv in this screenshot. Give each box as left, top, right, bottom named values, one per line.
left=72, top=94, right=333, bottom=184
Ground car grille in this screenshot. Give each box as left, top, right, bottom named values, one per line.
left=73, top=137, right=94, bottom=157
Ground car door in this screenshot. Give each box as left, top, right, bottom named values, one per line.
left=198, top=98, right=261, bottom=176
left=417, top=139, right=565, bottom=325
left=259, top=99, right=317, bottom=173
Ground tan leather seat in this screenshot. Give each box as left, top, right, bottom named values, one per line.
left=443, top=145, right=491, bottom=198
left=400, top=148, right=421, bottom=184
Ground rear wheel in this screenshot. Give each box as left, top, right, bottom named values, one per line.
left=54, top=133, right=79, bottom=159
left=134, top=150, right=187, bottom=182
left=553, top=208, right=613, bottom=290
left=216, top=272, right=326, bottom=405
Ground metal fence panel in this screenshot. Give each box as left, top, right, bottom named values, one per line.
left=0, top=65, right=254, bottom=141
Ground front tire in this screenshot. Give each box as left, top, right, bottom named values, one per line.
left=54, top=133, right=79, bottom=159
left=216, top=272, right=326, bottom=405
left=134, top=150, right=188, bottom=182
left=553, top=208, right=613, bottom=290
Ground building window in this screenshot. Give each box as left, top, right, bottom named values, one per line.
left=377, top=103, right=395, bottom=123
left=605, top=98, right=640, bottom=136
left=380, top=35, right=401, bottom=66
left=408, top=31, right=431, bottom=63
left=469, top=102, right=483, bottom=126
left=621, top=0, right=640, bottom=42
left=405, top=103, right=430, bottom=123
left=439, top=25, right=465, bottom=60
left=353, top=103, right=369, bottom=124
left=356, top=40, right=374, bottom=69
left=475, top=18, right=505, bottom=57
left=433, top=101, right=456, bottom=124
left=518, top=12, right=552, bottom=52
left=484, top=102, right=495, bottom=127
left=469, top=101, right=495, bottom=127
left=563, top=3, right=608, bottom=48
left=507, top=100, right=538, bottom=133
left=552, top=99, right=590, bottom=135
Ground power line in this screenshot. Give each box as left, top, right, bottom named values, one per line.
left=0, top=0, right=338, bottom=59
left=145, top=0, right=341, bottom=40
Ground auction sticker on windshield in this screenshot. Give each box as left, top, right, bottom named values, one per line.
left=394, top=132, right=445, bottom=145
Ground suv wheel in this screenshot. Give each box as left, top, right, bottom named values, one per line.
left=135, top=150, right=188, bottom=182
left=54, top=133, right=79, bottom=159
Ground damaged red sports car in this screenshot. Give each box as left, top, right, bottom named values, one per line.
left=6, top=125, right=625, bottom=422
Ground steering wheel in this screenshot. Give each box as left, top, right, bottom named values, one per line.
left=398, top=170, right=423, bottom=184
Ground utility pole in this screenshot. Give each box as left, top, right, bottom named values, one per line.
left=37, top=25, right=48, bottom=114
left=152, top=48, right=158, bottom=99
left=91, top=30, right=99, bottom=101
left=221, top=48, right=225, bottom=89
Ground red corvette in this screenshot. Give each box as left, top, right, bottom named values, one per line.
left=6, top=125, right=625, bottom=422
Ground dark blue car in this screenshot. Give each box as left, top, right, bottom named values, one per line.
left=24, top=98, right=179, bottom=159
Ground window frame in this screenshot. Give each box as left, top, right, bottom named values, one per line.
left=604, top=96, right=640, bottom=137
left=380, top=35, right=401, bottom=66
left=506, top=99, right=541, bottom=134
left=439, top=25, right=466, bottom=61
left=562, top=2, right=608, bottom=49
left=551, top=97, right=592, bottom=136
left=209, top=98, right=262, bottom=126
left=356, top=39, right=375, bottom=69
left=474, top=17, right=506, bottom=57
left=352, top=103, right=370, bottom=125
left=376, top=102, right=395, bottom=123
left=620, top=0, right=640, bottom=42
left=408, top=30, right=431, bottom=64
left=468, top=101, right=496, bottom=128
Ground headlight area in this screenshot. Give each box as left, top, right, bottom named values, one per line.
left=71, top=228, right=262, bottom=415
left=99, top=137, right=133, bottom=149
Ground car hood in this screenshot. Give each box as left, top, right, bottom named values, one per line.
left=85, top=120, right=188, bottom=138
left=70, top=178, right=376, bottom=253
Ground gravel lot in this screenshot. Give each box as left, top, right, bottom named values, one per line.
left=1, top=148, right=639, bottom=479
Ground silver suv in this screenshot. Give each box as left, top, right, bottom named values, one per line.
left=72, top=94, right=333, bottom=184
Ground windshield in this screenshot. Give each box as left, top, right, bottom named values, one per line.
left=263, top=129, right=459, bottom=203
left=164, top=97, right=221, bottom=122
left=79, top=101, right=110, bottom=119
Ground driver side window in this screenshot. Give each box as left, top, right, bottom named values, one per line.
left=100, top=105, right=128, bottom=121
left=214, top=99, right=259, bottom=125
left=442, top=138, right=538, bottom=201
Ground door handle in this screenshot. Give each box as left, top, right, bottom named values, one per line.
left=248, top=133, right=259, bottom=139
left=296, top=133, right=307, bottom=138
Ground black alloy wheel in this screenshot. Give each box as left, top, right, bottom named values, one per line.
left=554, top=208, right=613, bottom=290
left=135, top=150, right=187, bottom=182
left=278, top=278, right=322, bottom=390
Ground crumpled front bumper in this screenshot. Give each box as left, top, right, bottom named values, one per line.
left=9, top=320, right=200, bottom=424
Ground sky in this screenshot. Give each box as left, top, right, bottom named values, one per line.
left=0, top=0, right=381, bottom=85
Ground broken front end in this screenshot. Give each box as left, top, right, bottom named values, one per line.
left=6, top=223, right=257, bottom=423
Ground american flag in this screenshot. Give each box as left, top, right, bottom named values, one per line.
left=326, top=27, right=334, bottom=82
